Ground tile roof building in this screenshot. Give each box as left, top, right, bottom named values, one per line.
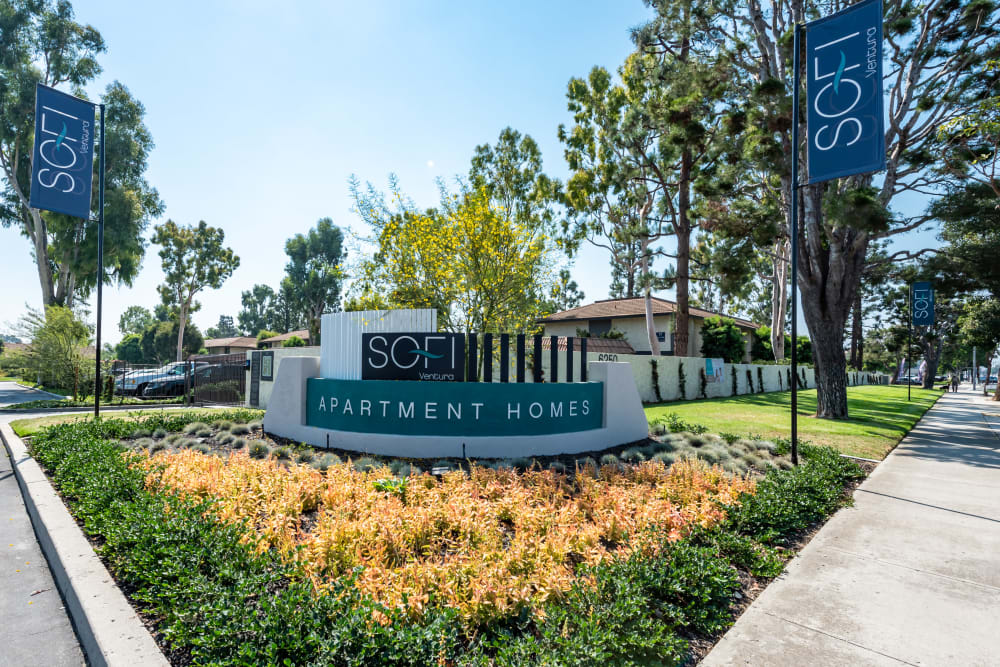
left=537, top=297, right=759, bottom=359
left=204, top=336, right=259, bottom=355
left=258, top=330, right=311, bottom=349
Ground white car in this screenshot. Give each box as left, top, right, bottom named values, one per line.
left=115, top=362, right=192, bottom=397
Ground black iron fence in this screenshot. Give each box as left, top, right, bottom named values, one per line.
left=108, top=360, right=187, bottom=399
left=465, top=334, right=590, bottom=383
left=187, top=352, right=247, bottom=406
left=102, top=355, right=247, bottom=405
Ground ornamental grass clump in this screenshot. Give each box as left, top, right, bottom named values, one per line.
left=153, top=428, right=167, bottom=439
left=230, top=423, right=250, bottom=436
left=621, top=448, right=646, bottom=463
left=248, top=442, right=270, bottom=459
left=312, top=453, right=341, bottom=472
left=183, top=422, right=209, bottom=435
left=141, top=451, right=754, bottom=628
left=216, top=420, right=234, bottom=432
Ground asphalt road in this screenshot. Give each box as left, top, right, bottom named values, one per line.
left=0, top=381, right=65, bottom=408
left=0, top=382, right=85, bottom=666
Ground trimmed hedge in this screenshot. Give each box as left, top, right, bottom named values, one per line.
left=28, top=415, right=863, bottom=665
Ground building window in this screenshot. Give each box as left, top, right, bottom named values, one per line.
left=589, top=319, right=612, bottom=336
left=656, top=331, right=666, bottom=342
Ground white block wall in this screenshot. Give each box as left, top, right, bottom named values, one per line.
left=319, top=309, right=436, bottom=380
left=540, top=352, right=887, bottom=404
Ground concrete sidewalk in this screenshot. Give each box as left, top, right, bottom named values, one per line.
left=1, top=426, right=84, bottom=666
left=704, top=384, right=1000, bottom=666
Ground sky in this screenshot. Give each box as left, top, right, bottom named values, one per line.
left=0, top=0, right=937, bottom=346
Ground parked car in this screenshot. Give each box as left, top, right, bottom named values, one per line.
left=142, top=363, right=229, bottom=399
left=116, top=361, right=203, bottom=397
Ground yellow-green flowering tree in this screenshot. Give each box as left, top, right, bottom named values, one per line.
left=350, top=184, right=556, bottom=334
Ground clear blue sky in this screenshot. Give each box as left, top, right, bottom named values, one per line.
left=0, top=1, right=935, bottom=345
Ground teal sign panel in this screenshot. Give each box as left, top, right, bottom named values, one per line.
left=912, top=282, right=934, bottom=327
left=307, top=378, right=603, bottom=436
left=29, top=84, right=96, bottom=219
left=805, top=0, right=885, bottom=184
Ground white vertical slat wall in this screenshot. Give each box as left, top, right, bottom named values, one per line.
left=319, top=309, right=437, bottom=379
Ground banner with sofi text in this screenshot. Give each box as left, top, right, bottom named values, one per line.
left=29, top=84, right=96, bottom=219
left=912, top=282, right=934, bottom=327
left=805, top=0, right=885, bottom=184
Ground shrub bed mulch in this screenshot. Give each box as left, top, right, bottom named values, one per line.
left=26, top=409, right=867, bottom=666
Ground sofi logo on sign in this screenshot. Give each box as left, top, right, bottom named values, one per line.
left=805, top=0, right=885, bottom=184
left=912, top=282, right=934, bottom=327
left=29, top=84, right=96, bottom=219
left=362, top=333, right=466, bottom=381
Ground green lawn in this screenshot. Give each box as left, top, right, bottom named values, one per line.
left=9, top=407, right=248, bottom=438
left=645, top=384, right=943, bottom=460
left=0, top=376, right=20, bottom=382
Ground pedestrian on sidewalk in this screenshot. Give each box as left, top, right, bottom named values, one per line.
left=950, top=372, right=959, bottom=392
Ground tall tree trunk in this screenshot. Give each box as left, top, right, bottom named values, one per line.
left=9, top=174, right=57, bottom=306
left=849, top=291, right=863, bottom=369
left=797, top=186, right=867, bottom=419
left=673, top=151, right=693, bottom=358
left=641, top=237, right=661, bottom=357
left=770, top=239, right=789, bottom=361
left=176, top=299, right=190, bottom=362
left=29, top=209, right=56, bottom=307
left=920, top=336, right=941, bottom=390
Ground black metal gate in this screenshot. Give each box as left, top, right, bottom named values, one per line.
left=187, top=353, right=247, bottom=406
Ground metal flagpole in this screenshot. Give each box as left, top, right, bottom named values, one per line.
left=790, top=22, right=801, bottom=466
left=907, top=283, right=912, bottom=402
left=94, top=103, right=105, bottom=418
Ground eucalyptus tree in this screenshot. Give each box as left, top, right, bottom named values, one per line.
left=0, top=0, right=162, bottom=309
left=284, top=218, right=346, bottom=346
left=237, top=284, right=277, bottom=336
left=718, top=0, right=998, bottom=418
left=152, top=220, right=240, bottom=362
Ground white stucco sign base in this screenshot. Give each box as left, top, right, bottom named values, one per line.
left=263, top=357, right=650, bottom=459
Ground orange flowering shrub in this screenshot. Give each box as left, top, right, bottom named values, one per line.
left=139, top=452, right=754, bottom=627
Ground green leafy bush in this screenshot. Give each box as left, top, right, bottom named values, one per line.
left=653, top=412, right=709, bottom=435
left=724, top=447, right=864, bottom=544
left=24, top=415, right=862, bottom=666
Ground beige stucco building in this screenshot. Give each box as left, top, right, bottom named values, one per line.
left=537, top=297, right=759, bottom=361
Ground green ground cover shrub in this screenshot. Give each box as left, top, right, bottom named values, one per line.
left=27, top=416, right=863, bottom=666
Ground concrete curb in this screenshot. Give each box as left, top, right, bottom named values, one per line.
left=2, top=402, right=185, bottom=414
left=0, top=423, right=168, bottom=667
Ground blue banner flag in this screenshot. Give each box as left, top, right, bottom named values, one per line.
left=912, top=282, right=934, bottom=327
left=805, top=0, right=885, bottom=184
left=29, top=84, right=96, bottom=219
